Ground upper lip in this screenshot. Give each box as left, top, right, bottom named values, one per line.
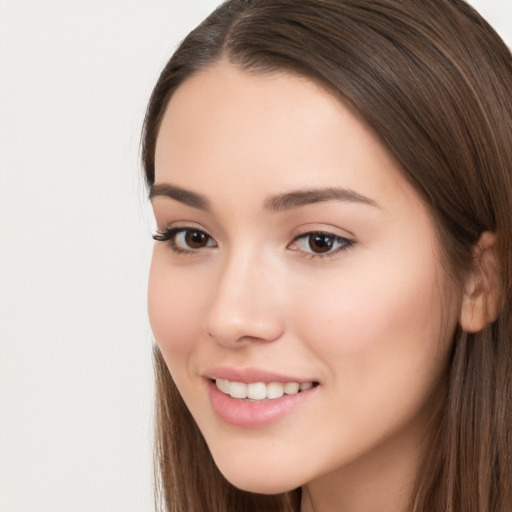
left=204, top=366, right=317, bottom=384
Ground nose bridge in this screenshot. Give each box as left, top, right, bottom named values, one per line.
left=202, top=244, right=284, bottom=346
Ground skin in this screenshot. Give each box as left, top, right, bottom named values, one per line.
left=148, top=63, right=463, bottom=512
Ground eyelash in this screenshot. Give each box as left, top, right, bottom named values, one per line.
left=152, top=227, right=217, bottom=254
left=152, top=227, right=354, bottom=259
left=289, top=231, right=354, bottom=260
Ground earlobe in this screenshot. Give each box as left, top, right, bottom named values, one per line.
left=460, top=231, right=502, bottom=333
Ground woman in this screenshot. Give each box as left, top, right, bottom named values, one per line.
left=142, top=1, right=512, bottom=511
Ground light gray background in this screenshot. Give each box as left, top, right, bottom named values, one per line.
left=0, top=1, right=510, bottom=511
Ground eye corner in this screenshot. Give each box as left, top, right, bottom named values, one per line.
left=152, top=225, right=217, bottom=255
left=152, top=228, right=172, bottom=242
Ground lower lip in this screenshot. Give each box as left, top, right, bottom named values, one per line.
left=207, top=380, right=318, bottom=428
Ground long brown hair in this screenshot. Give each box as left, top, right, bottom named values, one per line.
left=142, top=1, right=512, bottom=510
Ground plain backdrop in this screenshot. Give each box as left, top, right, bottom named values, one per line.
left=0, top=1, right=511, bottom=511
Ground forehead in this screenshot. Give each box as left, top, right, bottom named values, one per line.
left=154, top=63, right=417, bottom=215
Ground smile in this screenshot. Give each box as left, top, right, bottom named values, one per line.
left=208, top=377, right=319, bottom=427
left=215, top=378, right=315, bottom=401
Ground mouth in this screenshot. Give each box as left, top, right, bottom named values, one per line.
left=206, top=376, right=319, bottom=427
left=204, top=368, right=320, bottom=427
left=213, top=378, right=319, bottom=401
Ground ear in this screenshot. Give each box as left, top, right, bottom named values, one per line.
left=460, top=231, right=502, bottom=333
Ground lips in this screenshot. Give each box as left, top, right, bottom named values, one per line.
left=204, top=367, right=319, bottom=427
left=205, top=366, right=317, bottom=385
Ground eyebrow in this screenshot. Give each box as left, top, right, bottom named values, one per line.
left=149, top=183, right=211, bottom=210
left=149, top=183, right=378, bottom=211
left=264, top=187, right=378, bottom=211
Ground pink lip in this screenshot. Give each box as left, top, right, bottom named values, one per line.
left=204, top=366, right=315, bottom=384
left=204, top=367, right=319, bottom=428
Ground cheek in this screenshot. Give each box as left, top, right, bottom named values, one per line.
left=291, top=250, right=455, bottom=416
left=147, top=254, right=204, bottom=370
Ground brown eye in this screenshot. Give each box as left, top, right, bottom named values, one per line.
left=308, top=233, right=335, bottom=253
left=152, top=227, right=217, bottom=253
left=184, top=229, right=210, bottom=249
left=288, top=231, right=354, bottom=259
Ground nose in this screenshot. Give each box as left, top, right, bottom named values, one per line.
left=202, top=250, right=285, bottom=347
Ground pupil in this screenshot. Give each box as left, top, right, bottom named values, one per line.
left=186, top=230, right=207, bottom=248
left=309, top=233, right=333, bottom=253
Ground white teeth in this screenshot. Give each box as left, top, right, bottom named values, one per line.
left=247, top=382, right=267, bottom=400
left=229, top=381, right=247, bottom=399
left=216, top=379, right=230, bottom=394
left=284, top=382, right=300, bottom=394
left=215, top=379, right=315, bottom=400
left=266, top=382, right=284, bottom=399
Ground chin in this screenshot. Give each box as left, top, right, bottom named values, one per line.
left=211, top=450, right=303, bottom=495
left=224, top=473, right=297, bottom=495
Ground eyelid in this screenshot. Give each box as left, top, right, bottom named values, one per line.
left=291, top=223, right=355, bottom=239
left=288, top=228, right=355, bottom=260
left=152, top=222, right=355, bottom=259
left=152, top=224, right=217, bottom=254
left=152, top=219, right=212, bottom=240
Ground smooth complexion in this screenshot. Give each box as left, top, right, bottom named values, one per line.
left=148, top=63, right=462, bottom=512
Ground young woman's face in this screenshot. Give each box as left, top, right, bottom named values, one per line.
left=148, top=64, right=460, bottom=499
